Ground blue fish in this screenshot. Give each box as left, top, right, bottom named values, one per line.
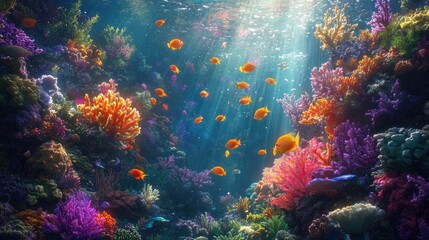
left=95, top=159, right=105, bottom=169
left=100, top=201, right=110, bottom=209
left=331, top=174, right=356, bottom=181
left=144, top=216, right=170, bottom=229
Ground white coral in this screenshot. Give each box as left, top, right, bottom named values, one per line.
left=140, top=183, right=159, bottom=207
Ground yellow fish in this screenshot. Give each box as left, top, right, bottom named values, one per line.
left=253, top=106, right=270, bottom=120
left=258, top=149, right=267, bottom=155
left=215, top=115, right=226, bottom=122
left=273, top=132, right=300, bottom=156
left=211, top=166, right=227, bottom=176
left=225, top=150, right=230, bottom=158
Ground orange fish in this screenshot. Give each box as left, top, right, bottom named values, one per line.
left=265, top=77, right=277, bottom=85
left=155, top=19, right=165, bottom=27
left=194, top=116, right=203, bottom=124
left=254, top=106, right=270, bottom=120
left=170, top=64, right=180, bottom=73
left=154, top=88, right=167, bottom=97
left=225, top=139, right=241, bottom=149
left=273, top=132, right=300, bottom=156
left=150, top=97, right=157, bottom=105
left=22, top=17, right=37, bottom=28
left=239, top=63, right=256, bottom=73
left=236, top=82, right=250, bottom=89
left=200, top=90, right=209, bottom=98
left=225, top=150, right=230, bottom=158
left=215, top=115, right=226, bottom=122
left=258, top=149, right=267, bottom=155
left=210, top=166, right=227, bottom=176
left=128, top=168, right=147, bottom=180
left=210, top=57, right=221, bottom=65
left=239, top=96, right=252, bottom=105
left=167, top=38, right=184, bottom=50
left=162, top=103, right=168, bottom=111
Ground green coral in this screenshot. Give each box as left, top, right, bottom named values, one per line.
left=25, top=179, right=62, bottom=206
left=135, top=91, right=152, bottom=110
left=213, top=232, right=241, bottom=240
left=100, top=25, right=133, bottom=47
left=0, top=219, right=35, bottom=240
left=115, top=226, right=141, bottom=240
left=0, top=0, right=16, bottom=13
left=49, top=0, right=98, bottom=46
left=261, top=215, right=288, bottom=239
left=328, top=203, right=385, bottom=235
left=0, top=74, right=39, bottom=111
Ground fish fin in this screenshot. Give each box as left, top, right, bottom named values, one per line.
left=272, top=147, right=277, bottom=156
left=239, top=66, right=244, bottom=72
left=265, top=106, right=270, bottom=112
left=295, top=132, right=300, bottom=146
left=167, top=43, right=170, bottom=48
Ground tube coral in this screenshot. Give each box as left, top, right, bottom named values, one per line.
left=77, top=90, right=141, bottom=149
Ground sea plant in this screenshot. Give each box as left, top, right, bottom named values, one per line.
left=261, top=215, right=288, bottom=239
left=214, top=232, right=241, bottom=240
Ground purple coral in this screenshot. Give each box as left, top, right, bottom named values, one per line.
left=331, top=120, right=378, bottom=175
left=43, top=191, right=104, bottom=240
left=172, top=167, right=213, bottom=189
left=368, top=0, right=392, bottom=34
left=35, top=75, right=64, bottom=105
left=0, top=14, right=42, bottom=54
left=157, top=155, right=176, bottom=171
left=277, top=92, right=311, bottom=126
left=310, top=61, right=343, bottom=99
left=106, top=35, right=132, bottom=60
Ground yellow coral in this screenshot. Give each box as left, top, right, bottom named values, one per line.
left=399, top=6, right=429, bottom=30
left=314, top=4, right=357, bottom=50
left=77, top=90, right=141, bottom=148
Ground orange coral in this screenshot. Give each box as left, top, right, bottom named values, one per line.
left=77, top=90, right=141, bottom=148
left=96, top=211, right=117, bottom=236
left=16, top=209, right=46, bottom=240
left=394, top=60, right=413, bottom=76
left=299, top=98, right=337, bottom=140
left=338, top=75, right=360, bottom=96
left=354, top=55, right=383, bottom=82
left=314, top=4, right=357, bottom=50
left=336, top=58, right=359, bottom=70
left=358, top=30, right=377, bottom=50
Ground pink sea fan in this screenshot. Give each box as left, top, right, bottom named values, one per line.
left=310, top=61, right=344, bottom=99
left=262, top=138, right=326, bottom=210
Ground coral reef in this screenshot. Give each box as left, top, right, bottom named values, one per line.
left=368, top=0, right=392, bottom=34
left=25, top=178, right=62, bottom=207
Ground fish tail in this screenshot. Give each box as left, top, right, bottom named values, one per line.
left=239, top=66, right=244, bottom=72
left=295, top=132, right=300, bottom=145
left=167, top=43, right=171, bottom=48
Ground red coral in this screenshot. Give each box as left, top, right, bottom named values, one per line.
left=96, top=211, right=117, bottom=236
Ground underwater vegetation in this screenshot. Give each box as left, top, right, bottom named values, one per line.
left=0, top=0, right=429, bottom=239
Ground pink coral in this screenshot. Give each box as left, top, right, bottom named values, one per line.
left=262, top=139, right=328, bottom=210
left=310, top=61, right=344, bottom=99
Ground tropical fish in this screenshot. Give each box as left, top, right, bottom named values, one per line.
left=239, top=96, right=252, bottom=105
left=162, top=103, right=168, bottom=111
left=236, top=82, right=250, bottom=89
left=200, top=90, right=209, bottom=98
left=95, top=159, right=105, bottom=169
left=155, top=19, right=165, bottom=27
left=150, top=97, right=157, bottom=105
left=273, top=132, right=300, bottom=156
left=306, top=174, right=356, bottom=194
left=154, top=88, right=167, bottom=97
left=144, top=216, right=170, bottom=229
left=258, top=149, right=267, bottom=155
left=128, top=168, right=147, bottom=180
left=277, top=61, right=288, bottom=70
left=225, top=150, right=230, bottom=158
left=239, top=63, right=256, bottom=73
left=225, top=139, right=241, bottom=149
left=232, top=168, right=241, bottom=174
left=265, top=77, right=277, bottom=85
left=100, top=201, right=110, bottom=209
left=169, top=64, right=180, bottom=73
left=215, top=115, right=226, bottom=122
left=211, top=166, right=227, bottom=176
left=167, top=38, right=184, bottom=50
left=194, top=116, right=203, bottom=124
left=0, top=46, right=33, bottom=58
left=253, top=106, right=270, bottom=120
left=22, top=17, right=37, bottom=28
left=210, top=57, right=221, bottom=65
left=222, top=42, right=227, bottom=48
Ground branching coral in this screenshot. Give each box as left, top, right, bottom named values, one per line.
left=368, top=0, right=393, bottom=34
left=299, top=98, right=337, bottom=140
left=233, top=196, right=250, bottom=217
left=140, top=183, right=160, bottom=209
left=96, top=211, right=117, bottom=236
left=77, top=89, right=141, bottom=148
left=310, top=61, right=344, bottom=99
left=314, top=4, right=357, bottom=50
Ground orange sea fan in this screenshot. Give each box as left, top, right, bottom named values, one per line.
left=77, top=90, right=141, bottom=148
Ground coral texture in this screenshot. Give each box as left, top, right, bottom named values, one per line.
left=368, top=0, right=392, bottom=34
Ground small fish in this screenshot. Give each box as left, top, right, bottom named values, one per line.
left=273, top=132, right=300, bottom=156
left=221, top=42, right=227, bottom=49
left=128, top=168, right=147, bottom=180
left=254, top=106, right=270, bottom=120
left=0, top=46, right=33, bottom=58
left=210, top=57, right=221, bottom=65
left=215, top=115, right=226, bottom=122
left=145, top=216, right=170, bottom=229
left=167, top=38, right=184, bottom=50
left=232, top=168, right=241, bottom=174
left=225, top=150, right=230, bottom=158
left=147, top=119, right=155, bottom=125
left=277, top=61, right=288, bottom=71
left=239, top=63, right=256, bottom=73
left=225, top=139, right=241, bottom=149
left=95, top=159, right=105, bottom=169
left=22, top=17, right=37, bottom=28
left=200, top=90, right=209, bottom=98
left=162, top=103, right=168, bottom=111
left=154, top=88, right=167, bottom=97
left=169, top=64, right=180, bottom=73
left=155, top=19, right=166, bottom=27
left=150, top=97, right=157, bottom=105
left=236, top=82, right=250, bottom=89
left=239, top=96, right=252, bottom=105
left=110, top=158, right=121, bottom=166
left=100, top=201, right=110, bottom=209
left=265, top=77, right=277, bottom=85
left=194, top=116, right=203, bottom=124
left=258, top=149, right=267, bottom=155
left=331, top=174, right=356, bottom=181
left=211, top=166, right=227, bottom=176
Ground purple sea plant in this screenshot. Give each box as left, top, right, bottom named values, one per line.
left=157, top=155, right=176, bottom=171
left=43, top=191, right=104, bottom=240
left=368, top=0, right=392, bottom=34
left=172, top=167, right=213, bottom=189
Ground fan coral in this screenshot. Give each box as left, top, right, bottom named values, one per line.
left=96, top=211, right=117, bottom=236
left=26, top=141, right=73, bottom=180
left=314, top=4, right=357, bottom=50
left=77, top=90, right=141, bottom=148
left=262, top=138, right=327, bottom=210
left=332, top=120, right=378, bottom=175
left=43, top=191, right=105, bottom=240
left=368, top=0, right=393, bottom=34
